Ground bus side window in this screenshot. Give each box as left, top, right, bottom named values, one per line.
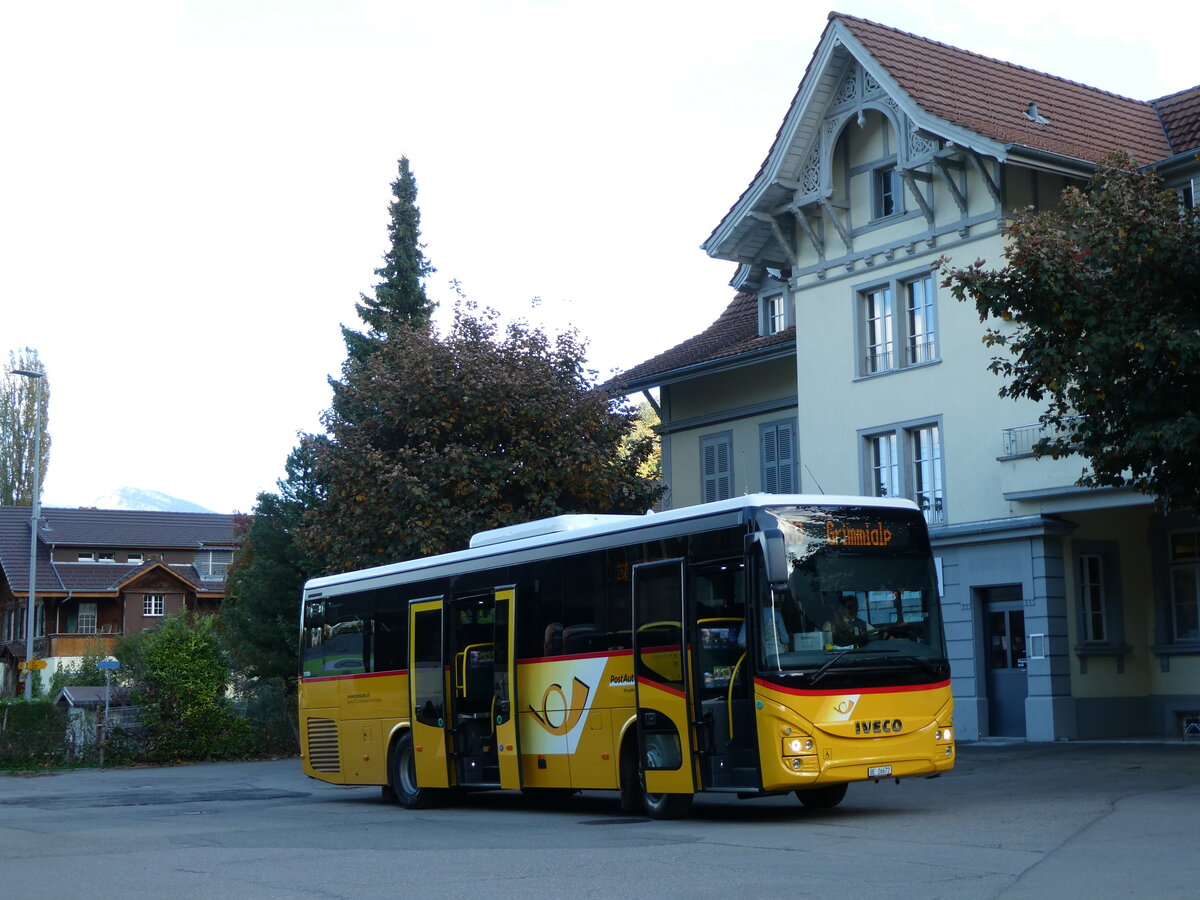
left=373, top=586, right=408, bottom=673
left=517, top=560, right=562, bottom=659
left=563, top=551, right=606, bottom=655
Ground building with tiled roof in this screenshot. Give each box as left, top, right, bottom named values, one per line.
left=613, top=12, right=1199, bottom=742
left=0, top=506, right=238, bottom=696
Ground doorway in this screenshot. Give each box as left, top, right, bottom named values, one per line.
left=981, top=585, right=1027, bottom=737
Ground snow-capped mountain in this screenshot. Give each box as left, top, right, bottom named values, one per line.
left=88, top=487, right=216, bottom=514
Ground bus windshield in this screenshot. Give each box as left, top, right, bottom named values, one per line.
left=753, top=505, right=948, bottom=683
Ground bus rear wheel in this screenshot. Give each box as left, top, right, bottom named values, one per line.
left=391, top=732, right=441, bottom=809
left=795, top=782, right=848, bottom=809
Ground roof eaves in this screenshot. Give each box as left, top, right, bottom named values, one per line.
left=617, top=333, right=795, bottom=393
left=702, top=19, right=844, bottom=257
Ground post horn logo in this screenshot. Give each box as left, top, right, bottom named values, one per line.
left=530, top=677, right=591, bottom=735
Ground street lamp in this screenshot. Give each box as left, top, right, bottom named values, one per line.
left=11, top=368, right=43, bottom=700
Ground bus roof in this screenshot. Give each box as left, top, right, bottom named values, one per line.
left=302, top=493, right=919, bottom=595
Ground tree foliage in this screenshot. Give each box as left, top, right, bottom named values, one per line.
left=942, top=153, right=1200, bottom=510
left=223, top=443, right=325, bottom=683
left=341, top=156, right=435, bottom=363
left=0, top=348, right=51, bottom=506
left=116, top=612, right=250, bottom=762
left=300, top=301, right=664, bottom=572
left=624, top=401, right=662, bottom=484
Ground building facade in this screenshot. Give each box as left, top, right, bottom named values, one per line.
left=616, top=13, right=1200, bottom=741
left=0, top=506, right=238, bottom=696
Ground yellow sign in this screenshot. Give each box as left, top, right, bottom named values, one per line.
left=26, top=659, right=47, bottom=670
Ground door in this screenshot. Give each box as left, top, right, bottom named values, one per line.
left=409, top=597, right=450, bottom=789
left=983, top=586, right=1028, bottom=737
left=408, top=590, right=522, bottom=792
left=632, top=559, right=696, bottom=795
left=689, top=563, right=757, bottom=790
left=493, top=588, right=522, bottom=790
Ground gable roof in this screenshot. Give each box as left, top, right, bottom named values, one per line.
left=838, top=13, right=1175, bottom=167
left=610, top=292, right=794, bottom=392
left=1155, top=85, right=1200, bottom=156
left=0, top=506, right=237, bottom=596
left=703, top=12, right=1198, bottom=263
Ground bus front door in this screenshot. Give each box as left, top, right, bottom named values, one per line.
left=409, top=590, right=521, bottom=793
left=409, top=597, right=450, bottom=791
left=632, top=559, right=697, bottom=797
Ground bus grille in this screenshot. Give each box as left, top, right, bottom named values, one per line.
left=306, top=717, right=341, bottom=773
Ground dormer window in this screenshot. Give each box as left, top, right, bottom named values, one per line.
left=762, top=294, right=786, bottom=335
left=98, top=551, right=115, bottom=563
left=127, top=552, right=144, bottom=565
left=77, top=552, right=95, bottom=563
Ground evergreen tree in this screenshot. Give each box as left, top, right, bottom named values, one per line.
left=1, top=348, right=51, bottom=506
left=341, top=156, right=436, bottom=363
left=223, top=442, right=325, bottom=682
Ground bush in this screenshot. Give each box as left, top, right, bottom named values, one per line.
left=116, top=611, right=252, bottom=763
left=0, top=699, right=69, bottom=768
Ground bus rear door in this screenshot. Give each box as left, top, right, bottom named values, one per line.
left=632, top=559, right=697, bottom=797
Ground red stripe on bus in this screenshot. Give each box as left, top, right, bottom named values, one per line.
left=518, top=648, right=633, bottom=665
left=301, top=669, right=408, bottom=684
left=754, top=677, right=951, bottom=697
left=637, top=677, right=685, bottom=698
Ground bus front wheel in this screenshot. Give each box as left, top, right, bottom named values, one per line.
left=795, top=782, right=848, bottom=809
left=391, top=732, right=441, bottom=809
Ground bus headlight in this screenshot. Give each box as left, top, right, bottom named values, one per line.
left=935, top=727, right=953, bottom=743
left=783, top=737, right=814, bottom=755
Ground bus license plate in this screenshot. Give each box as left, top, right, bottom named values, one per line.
left=868, top=765, right=893, bottom=778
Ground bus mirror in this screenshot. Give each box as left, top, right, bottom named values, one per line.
left=756, top=529, right=790, bottom=592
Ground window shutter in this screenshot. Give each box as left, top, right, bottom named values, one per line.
left=776, top=421, right=795, bottom=493
left=762, top=427, right=779, bottom=493
left=761, top=421, right=796, bottom=494
left=702, top=435, right=732, bottom=502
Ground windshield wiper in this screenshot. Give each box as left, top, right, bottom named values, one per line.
left=807, top=646, right=890, bottom=686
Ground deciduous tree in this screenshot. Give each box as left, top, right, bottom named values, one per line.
left=301, top=301, right=663, bottom=572
left=942, top=153, right=1200, bottom=510
left=0, top=349, right=51, bottom=507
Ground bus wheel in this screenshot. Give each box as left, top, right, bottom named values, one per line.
left=638, top=747, right=693, bottom=820
left=391, top=732, right=440, bottom=809
left=795, top=782, right=848, bottom=809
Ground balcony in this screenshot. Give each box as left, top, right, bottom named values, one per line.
left=998, top=421, right=1087, bottom=497
left=39, top=631, right=122, bottom=660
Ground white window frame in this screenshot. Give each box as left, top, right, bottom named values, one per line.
left=127, top=552, right=144, bottom=565
left=98, top=551, right=116, bottom=564
left=77, top=602, right=98, bottom=634
left=1079, top=554, right=1108, bottom=643
left=144, top=594, right=165, bottom=618
left=873, top=163, right=901, bottom=219
left=77, top=552, right=95, bottom=563
left=857, top=271, right=939, bottom=377
left=861, top=418, right=945, bottom=525
left=760, top=290, right=789, bottom=336
left=1169, top=529, right=1200, bottom=642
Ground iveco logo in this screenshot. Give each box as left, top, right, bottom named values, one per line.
left=855, top=719, right=903, bottom=735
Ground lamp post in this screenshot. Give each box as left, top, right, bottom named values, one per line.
left=11, top=368, right=43, bottom=700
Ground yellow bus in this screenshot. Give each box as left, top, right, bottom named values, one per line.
left=298, top=494, right=954, bottom=818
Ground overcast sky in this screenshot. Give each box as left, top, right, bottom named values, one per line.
left=2, top=0, right=1194, bottom=514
